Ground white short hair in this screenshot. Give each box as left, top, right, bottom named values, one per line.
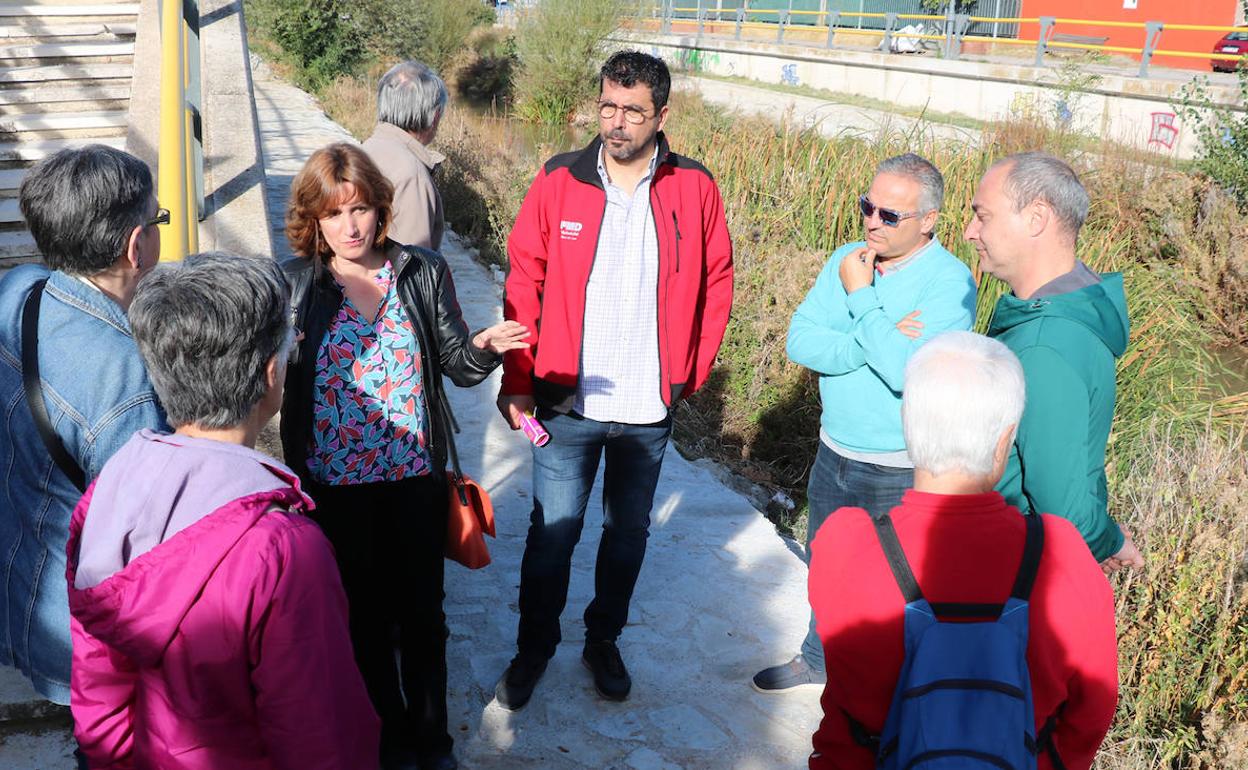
left=902, top=331, right=1025, bottom=477
left=377, top=60, right=447, bottom=134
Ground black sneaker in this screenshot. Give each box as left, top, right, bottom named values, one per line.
left=750, top=654, right=827, bottom=693
left=582, top=640, right=631, bottom=701
left=494, top=655, right=548, bottom=711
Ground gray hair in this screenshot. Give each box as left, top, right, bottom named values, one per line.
left=876, top=153, right=944, bottom=213
left=376, top=60, right=448, bottom=134
left=128, top=252, right=291, bottom=430
left=18, top=145, right=153, bottom=274
left=902, top=331, right=1025, bottom=478
left=994, top=151, right=1089, bottom=241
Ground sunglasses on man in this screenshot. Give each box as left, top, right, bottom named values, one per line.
left=858, top=195, right=921, bottom=228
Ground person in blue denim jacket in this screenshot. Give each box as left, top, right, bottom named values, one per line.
left=0, top=145, right=167, bottom=705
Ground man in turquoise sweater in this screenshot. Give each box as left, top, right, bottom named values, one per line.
left=967, top=151, right=1144, bottom=572
left=752, top=153, right=977, bottom=693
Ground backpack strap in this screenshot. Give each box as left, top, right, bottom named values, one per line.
left=22, top=280, right=87, bottom=492
left=1010, top=513, right=1046, bottom=602
left=869, top=512, right=924, bottom=604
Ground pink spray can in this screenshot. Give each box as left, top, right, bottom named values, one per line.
left=520, top=412, right=550, bottom=447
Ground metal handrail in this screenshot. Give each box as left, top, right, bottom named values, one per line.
left=649, top=3, right=1248, bottom=80
left=156, top=0, right=202, bottom=261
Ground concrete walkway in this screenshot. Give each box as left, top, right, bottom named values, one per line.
left=250, top=58, right=823, bottom=769
left=677, top=74, right=981, bottom=146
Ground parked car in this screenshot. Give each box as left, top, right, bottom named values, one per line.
left=1212, top=28, right=1248, bottom=72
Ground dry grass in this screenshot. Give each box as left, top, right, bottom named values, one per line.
left=1100, top=424, right=1248, bottom=769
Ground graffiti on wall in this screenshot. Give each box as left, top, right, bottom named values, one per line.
left=780, top=63, right=800, bottom=86
left=675, top=48, right=721, bottom=73
left=1148, top=112, right=1180, bottom=150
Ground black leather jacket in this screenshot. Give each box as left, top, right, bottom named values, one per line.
left=279, top=241, right=499, bottom=482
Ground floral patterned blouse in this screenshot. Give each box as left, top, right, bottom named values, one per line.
left=306, top=262, right=432, bottom=485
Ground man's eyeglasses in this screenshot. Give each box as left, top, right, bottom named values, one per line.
left=598, top=101, right=650, bottom=125
left=145, top=208, right=171, bottom=229
left=858, top=196, right=921, bottom=228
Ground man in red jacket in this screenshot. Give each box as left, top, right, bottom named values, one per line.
left=808, top=331, right=1118, bottom=770
left=494, top=50, right=733, bottom=711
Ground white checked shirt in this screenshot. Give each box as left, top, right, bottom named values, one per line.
left=573, top=147, right=666, bottom=424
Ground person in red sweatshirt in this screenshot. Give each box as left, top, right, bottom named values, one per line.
left=808, top=331, right=1118, bottom=770
left=494, top=50, right=733, bottom=711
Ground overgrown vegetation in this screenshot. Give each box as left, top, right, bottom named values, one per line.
left=511, top=0, right=624, bottom=122
left=1177, top=64, right=1248, bottom=210
left=244, top=0, right=494, bottom=90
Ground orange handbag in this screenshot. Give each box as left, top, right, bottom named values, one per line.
left=445, top=470, right=495, bottom=569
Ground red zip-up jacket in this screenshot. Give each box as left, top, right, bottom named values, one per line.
left=502, top=133, right=733, bottom=412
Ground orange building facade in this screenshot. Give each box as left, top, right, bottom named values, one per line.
left=1018, top=0, right=1244, bottom=71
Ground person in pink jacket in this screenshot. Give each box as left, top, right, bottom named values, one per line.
left=66, top=251, right=380, bottom=770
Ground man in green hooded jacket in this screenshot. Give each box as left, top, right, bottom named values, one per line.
left=966, top=151, right=1144, bottom=572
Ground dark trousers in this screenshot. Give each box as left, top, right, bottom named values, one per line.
left=306, top=474, right=451, bottom=759
left=516, top=410, right=672, bottom=661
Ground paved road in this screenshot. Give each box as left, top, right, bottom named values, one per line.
left=676, top=74, right=981, bottom=145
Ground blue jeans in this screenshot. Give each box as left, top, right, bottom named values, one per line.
left=516, top=410, right=671, bottom=661
left=800, top=442, right=913, bottom=671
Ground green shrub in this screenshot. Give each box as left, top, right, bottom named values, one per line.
left=512, top=0, right=623, bottom=123
left=249, top=0, right=367, bottom=89
left=247, top=0, right=495, bottom=91
left=1177, top=65, right=1248, bottom=209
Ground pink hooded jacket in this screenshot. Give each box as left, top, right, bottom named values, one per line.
left=66, top=431, right=379, bottom=770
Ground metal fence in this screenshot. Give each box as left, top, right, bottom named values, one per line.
left=647, top=1, right=1245, bottom=78
left=664, top=0, right=1021, bottom=37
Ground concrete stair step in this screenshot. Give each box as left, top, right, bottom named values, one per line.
left=0, top=168, right=25, bottom=194
left=0, top=61, right=131, bottom=84
left=0, top=109, right=127, bottom=133
left=0, top=229, right=38, bottom=260
left=0, top=4, right=139, bottom=18
left=0, top=198, right=21, bottom=224
left=0, top=40, right=132, bottom=60
left=0, top=135, right=124, bottom=162
left=0, top=21, right=135, bottom=38
left=0, top=82, right=129, bottom=108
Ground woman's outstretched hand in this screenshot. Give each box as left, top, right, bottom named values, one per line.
left=473, top=321, right=531, bottom=354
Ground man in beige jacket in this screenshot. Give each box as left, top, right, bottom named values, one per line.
left=362, top=60, right=447, bottom=252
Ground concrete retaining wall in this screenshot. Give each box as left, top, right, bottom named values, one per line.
left=619, top=31, right=1246, bottom=159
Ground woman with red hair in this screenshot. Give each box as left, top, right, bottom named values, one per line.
left=281, top=143, right=527, bottom=770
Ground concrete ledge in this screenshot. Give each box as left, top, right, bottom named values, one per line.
left=196, top=0, right=271, bottom=257
left=619, top=31, right=1246, bottom=159
left=127, top=0, right=271, bottom=258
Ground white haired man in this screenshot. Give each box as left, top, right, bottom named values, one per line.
left=363, top=60, right=448, bottom=251
left=808, top=331, right=1117, bottom=770
left=966, top=151, right=1143, bottom=573
left=753, top=153, right=977, bottom=692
